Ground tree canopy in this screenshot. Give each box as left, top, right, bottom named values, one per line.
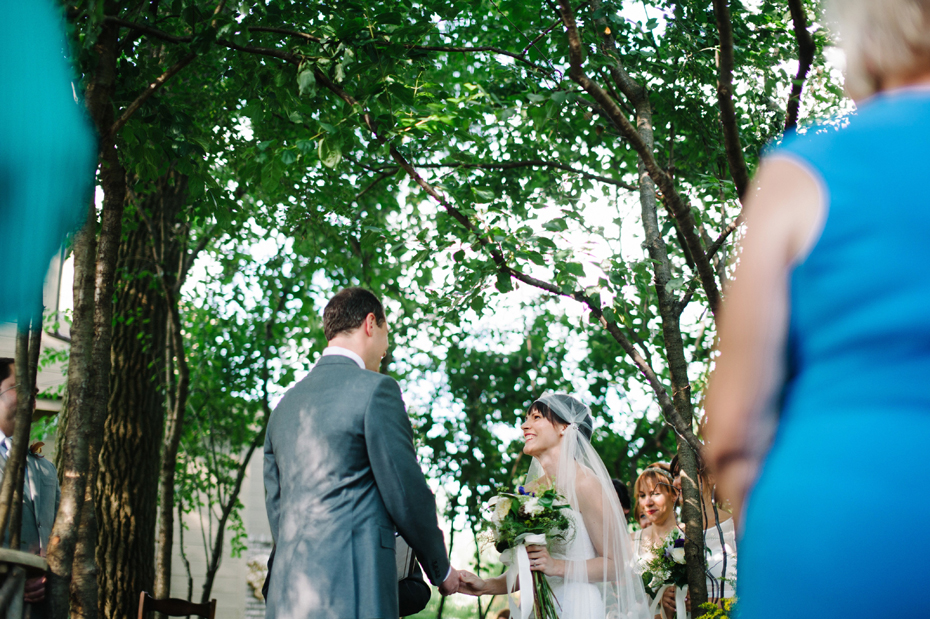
left=42, top=0, right=849, bottom=617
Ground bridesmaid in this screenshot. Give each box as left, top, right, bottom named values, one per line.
left=631, top=463, right=678, bottom=560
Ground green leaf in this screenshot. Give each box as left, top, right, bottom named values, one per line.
left=495, top=272, right=513, bottom=293
left=298, top=68, right=316, bottom=95
left=667, top=277, right=685, bottom=291
left=318, top=138, right=342, bottom=168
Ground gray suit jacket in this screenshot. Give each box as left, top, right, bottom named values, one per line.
left=264, top=356, right=449, bottom=619
left=0, top=449, right=61, bottom=554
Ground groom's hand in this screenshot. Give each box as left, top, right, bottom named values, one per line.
left=439, top=567, right=461, bottom=596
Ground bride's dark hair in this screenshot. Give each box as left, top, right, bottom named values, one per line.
left=529, top=396, right=593, bottom=441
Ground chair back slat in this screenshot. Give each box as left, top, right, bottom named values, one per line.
left=137, top=592, right=217, bottom=619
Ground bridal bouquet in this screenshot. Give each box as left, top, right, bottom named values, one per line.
left=482, top=485, right=571, bottom=619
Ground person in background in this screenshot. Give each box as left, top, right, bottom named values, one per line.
left=705, top=1, right=930, bottom=616
left=635, top=505, right=651, bottom=531
left=631, top=463, right=678, bottom=562
left=0, top=358, right=60, bottom=618
left=612, top=478, right=632, bottom=520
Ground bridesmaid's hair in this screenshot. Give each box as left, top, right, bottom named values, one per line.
left=633, top=462, right=678, bottom=508
left=528, top=398, right=593, bottom=441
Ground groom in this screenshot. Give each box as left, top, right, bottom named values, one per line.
left=264, top=287, right=460, bottom=618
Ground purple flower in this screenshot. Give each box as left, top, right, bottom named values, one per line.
left=518, top=486, right=527, bottom=495
left=673, top=538, right=685, bottom=549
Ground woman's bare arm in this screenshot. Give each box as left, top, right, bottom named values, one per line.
left=704, top=157, right=825, bottom=521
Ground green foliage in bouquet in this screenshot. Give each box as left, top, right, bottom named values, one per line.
left=483, top=485, right=572, bottom=619
left=484, top=486, right=572, bottom=553
left=640, top=528, right=690, bottom=597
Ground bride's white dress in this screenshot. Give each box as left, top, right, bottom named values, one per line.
left=546, top=507, right=605, bottom=619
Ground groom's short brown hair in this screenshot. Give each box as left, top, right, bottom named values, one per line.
left=323, top=287, right=386, bottom=341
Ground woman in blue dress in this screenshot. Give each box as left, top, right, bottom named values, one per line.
left=705, top=1, right=930, bottom=616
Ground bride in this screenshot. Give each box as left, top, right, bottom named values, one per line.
left=458, top=393, right=651, bottom=619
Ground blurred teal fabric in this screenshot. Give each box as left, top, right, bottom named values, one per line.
left=0, top=0, right=96, bottom=320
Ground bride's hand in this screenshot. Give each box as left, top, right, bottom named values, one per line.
left=526, top=545, right=564, bottom=578
left=457, top=570, right=488, bottom=596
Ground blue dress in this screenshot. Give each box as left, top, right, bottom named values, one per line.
left=736, top=90, right=930, bottom=617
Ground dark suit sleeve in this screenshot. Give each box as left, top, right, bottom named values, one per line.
left=263, top=423, right=281, bottom=542
left=364, top=377, right=450, bottom=586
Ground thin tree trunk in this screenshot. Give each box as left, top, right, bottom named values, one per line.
left=633, top=99, right=709, bottom=616
left=0, top=312, right=41, bottom=547
left=47, top=200, right=96, bottom=619
left=200, top=434, right=263, bottom=603
left=155, top=296, right=190, bottom=602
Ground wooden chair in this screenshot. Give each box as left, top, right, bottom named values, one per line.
left=137, top=592, right=216, bottom=619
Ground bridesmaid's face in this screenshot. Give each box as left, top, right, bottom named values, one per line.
left=638, top=480, right=675, bottom=526
left=520, top=408, right=562, bottom=457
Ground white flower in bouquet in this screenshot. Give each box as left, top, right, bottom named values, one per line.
left=669, top=547, right=686, bottom=564
left=522, top=496, right=544, bottom=516
left=486, top=496, right=513, bottom=525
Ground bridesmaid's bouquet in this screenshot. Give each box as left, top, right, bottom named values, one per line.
left=482, top=485, right=571, bottom=619
left=639, top=528, right=702, bottom=619
left=640, top=528, right=689, bottom=596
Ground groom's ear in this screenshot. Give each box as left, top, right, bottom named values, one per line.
left=363, top=312, right=377, bottom=336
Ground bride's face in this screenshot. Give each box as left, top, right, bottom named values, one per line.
left=520, top=407, right=563, bottom=457
left=638, top=480, right=675, bottom=527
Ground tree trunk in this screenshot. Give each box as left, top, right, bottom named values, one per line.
left=47, top=15, right=125, bottom=619
left=200, top=436, right=262, bottom=604
left=96, top=174, right=183, bottom=619
left=151, top=172, right=190, bottom=603
left=634, top=111, right=710, bottom=614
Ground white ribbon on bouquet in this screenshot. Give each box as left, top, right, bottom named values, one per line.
left=499, top=533, right=548, bottom=619
left=649, top=584, right=688, bottom=619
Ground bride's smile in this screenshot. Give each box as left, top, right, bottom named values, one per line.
left=520, top=408, right=562, bottom=458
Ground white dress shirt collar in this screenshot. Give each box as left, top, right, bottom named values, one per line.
left=321, top=346, right=366, bottom=370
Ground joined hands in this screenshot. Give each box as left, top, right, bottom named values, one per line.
left=439, top=567, right=489, bottom=596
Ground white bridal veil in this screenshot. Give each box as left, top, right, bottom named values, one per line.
left=525, top=393, right=651, bottom=619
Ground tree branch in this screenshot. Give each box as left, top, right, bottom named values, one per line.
left=110, top=52, right=196, bottom=136
left=354, top=169, right=398, bottom=203
left=105, top=17, right=303, bottom=65
left=104, top=16, right=192, bottom=44
left=387, top=137, right=705, bottom=455
left=402, top=44, right=550, bottom=73
left=711, top=0, right=750, bottom=199
left=785, top=0, right=816, bottom=131
left=178, top=224, right=218, bottom=290
left=416, top=160, right=636, bottom=190
left=247, top=25, right=321, bottom=44
left=705, top=215, right=742, bottom=261
left=557, top=0, right=722, bottom=315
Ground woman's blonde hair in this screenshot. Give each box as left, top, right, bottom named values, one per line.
left=827, top=0, right=930, bottom=99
